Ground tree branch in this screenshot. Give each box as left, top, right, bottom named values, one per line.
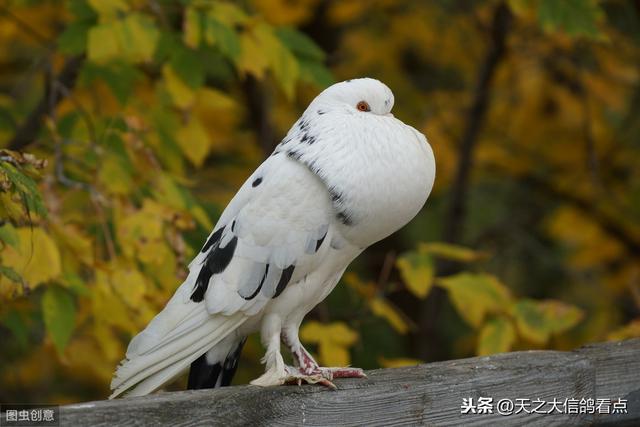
left=242, top=75, right=276, bottom=157
left=417, top=2, right=513, bottom=361
left=8, top=55, right=84, bottom=151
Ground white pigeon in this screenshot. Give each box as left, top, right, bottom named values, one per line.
left=109, top=77, right=435, bottom=398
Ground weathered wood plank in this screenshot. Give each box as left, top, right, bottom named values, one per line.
left=56, top=339, right=639, bottom=426
left=579, top=339, right=640, bottom=426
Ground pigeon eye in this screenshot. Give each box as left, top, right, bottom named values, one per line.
left=356, top=101, right=370, bottom=112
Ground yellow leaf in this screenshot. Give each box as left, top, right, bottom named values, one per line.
left=1, top=228, right=61, bottom=288
left=183, top=7, right=201, bottom=48
left=110, top=262, right=148, bottom=308
left=92, top=323, right=124, bottom=362
left=87, top=24, right=120, bottom=63
left=396, top=248, right=434, bottom=299
left=152, top=173, right=188, bottom=210
left=0, top=192, right=24, bottom=221
left=511, top=299, right=584, bottom=344
left=50, top=223, right=94, bottom=267
left=196, top=87, right=238, bottom=111
left=477, top=316, right=516, bottom=356
left=343, top=272, right=376, bottom=299
left=325, top=322, right=358, bottom=346
left=92, top=269, right=136, bottom=333
left=88, top=0, right=129, bottom=23
left=253, top=23, right=299, bottom=98
left=117, top=200, right=165, bottom=260
left=87, top=14, right=159, bottom=63
left=237, top=31, right=269, bottom=78
left=378, top=357, right=422, bottom=368
left=436, top=273, right=512, bottom=328
left=370, top=297, right=410, bottom=334
left=176, top=117, right=211, bottom=167
left=65, top=335, right=122, bottom=383
left=299, top=321, right=325, bottom=344
left=320, top=341, right=351, bottom=367
left=607, top=319, right=640, bottom=341
left=253, top=0, right=316, bottom=25
left=191, top=205, right=213, bottom=230
left=300, top=321, right=358, bottom=366
left=98, top=153, right=133, bottom=195
left=210, top=2, right=248, bottom=26
left=419, top=242, right=487, bottom=262
left=163, top=64, right=195, bottom=108
left=116, top=13, right=160, bottom=63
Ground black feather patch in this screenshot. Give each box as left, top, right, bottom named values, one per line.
left=208, top=236, right=237, bottom=274
left=281, top=136, right=292, bottom=146
left=300, top=133, right=317, bottom=145
left=241, top=264, right=269, bottom=300
left=201, top=226, right=224, bottom=253
left=191, top=234, right=238, bottom=302
left=252, top=177, right=262, bottom=187
left=287, top=149, right=303, bottom=161
left=329, top=188, right=343, bottom=203
left=315, top=230, right=328, bottom=252
left=187, top=339, right=247, bottom=389
left=298, top=119, right=310, bottom=132
left=336, top=211, right=354, bottom=226
left=317, top=109, right=326, bottom=115
left=273, top=265, right=295, bottom=298
left=188, top=355, right=222, bottom=389
left=220, top=338, right=246, bottom=386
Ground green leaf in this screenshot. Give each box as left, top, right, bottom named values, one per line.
left=68, top=0, right=98, bottom=22
left=512, top=299, right=584, bottom=344
left=0, top=222, right=19, bottom=248
left=204, top=14, right=241, bottom=60
left=538, top=0, right=602, bottom=38
left=275, top=27, right=325, bottom=61
left=58, top=21, right=92, bottom=55
left=183, top=6, right=203, bottom=48
left=63, top=273, right=90, bottom=297
left=87, top=13, right=160, bottom=63
left=0, top=265, right=21, bottom=283
left=396, top=249, right=435, bottom=299
left=170, top=47, right=205, bottom=89
left=298, top=58, right=334, bottom=88
left=1, top=309, right=29, bottom=349
left=436, top=273, right=512, bottom=328
left=117, top=13, right=160, bottom=63
left=477, top=316, right=516, bottom=356
left=42, top=286, right=76, bottom=355
left=419, top=242, right=487, bottom=262
left=0, top=162, right=46, bottom=217
left=80, top=62, right=140, bottom=105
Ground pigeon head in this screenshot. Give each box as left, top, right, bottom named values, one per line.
left=312, top=78, right=395, bottom=117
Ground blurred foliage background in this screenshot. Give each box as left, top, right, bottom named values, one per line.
left=1, top=0, right=640, bottom=404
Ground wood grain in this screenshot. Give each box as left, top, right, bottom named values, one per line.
left=46, top=339, right=638, bottom=426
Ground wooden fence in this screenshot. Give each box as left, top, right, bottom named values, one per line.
left=23, top=339, right=640, bottom=425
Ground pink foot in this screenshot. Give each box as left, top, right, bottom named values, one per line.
left=324, top=367, right=367, bottom=379
left=282, top=338, right=366, bottom=388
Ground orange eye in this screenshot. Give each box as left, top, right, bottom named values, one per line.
left=356, top=101, right=370, bottom=112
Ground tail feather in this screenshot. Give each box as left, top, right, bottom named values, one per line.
left=188, top=337, right=246, bottom=389
left=110, top=315, right=245, bottom=398
left=109, top=278, right=247, bottom=400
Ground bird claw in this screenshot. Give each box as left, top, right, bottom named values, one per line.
left=284, top=373, right=337, bottom=389
left=282, top=365, right=366, bottom=389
